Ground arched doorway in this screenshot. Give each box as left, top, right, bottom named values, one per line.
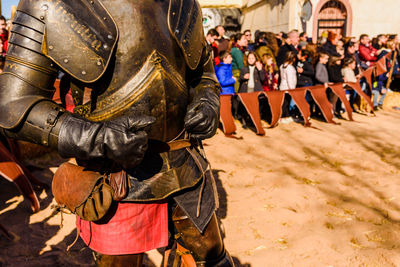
left=312, top=0, right=352, bottom=42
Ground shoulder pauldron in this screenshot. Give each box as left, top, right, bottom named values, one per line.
left=18, top=0, right=118, bottom=83
left=168, top=0, right=205, bottom=70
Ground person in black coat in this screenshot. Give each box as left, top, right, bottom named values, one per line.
left=276, top=30, right=299, bottom=67
left=321, top=31, right=342, bottom=57
left=327, top=56, right=344, bottom=118
left=296, top=49, right=314, bottom=87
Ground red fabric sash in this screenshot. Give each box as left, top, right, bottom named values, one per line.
left=77, top=202, right=169, bottom=255
left=307, top=85, right=334, bottom=123
left=219, top=95, right=236, bottom=135
left=330, top=83, right=353, bottom=121
left=287, top=88, right=311, bottom=126
left=238, top=92, right=265, bottom=135
left=264, top=90, right=285, bottom=128
left=346, top=82, right=374, bottom=112
left=362, top=67, right=374, bottom=90
left=376, top=56, right=387, bottom=76
left=0, top=142, right=40, bottom=212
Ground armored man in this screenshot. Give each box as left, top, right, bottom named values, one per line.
left=0, top=0, right=234, bottom=266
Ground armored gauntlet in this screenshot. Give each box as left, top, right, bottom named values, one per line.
left=184, top=81, right=220, bottom=140
left=58, top=115, right=155, bottom=169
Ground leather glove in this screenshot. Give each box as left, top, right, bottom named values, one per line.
left=184, top=87, right=220, bottom=140
left=58, top=114, right=155, bottom=169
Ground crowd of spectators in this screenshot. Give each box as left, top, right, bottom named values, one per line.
left=210, top=25, right=400, bottom=126
left=1, top=14, right=399, bottom=125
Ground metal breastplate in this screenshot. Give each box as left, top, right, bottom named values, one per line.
left=75, top=50, right=188, bottom=142
left=74, top=0, right=190, bottom=142
left=72, top=0, right=208, bottom=201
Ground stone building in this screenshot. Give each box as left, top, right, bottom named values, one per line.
left=199, top=0, right=400, bottom=41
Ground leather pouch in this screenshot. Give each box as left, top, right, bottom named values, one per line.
left=52, top=162, right=127, bottom=221
left=109, top=170, right=128, bottom=201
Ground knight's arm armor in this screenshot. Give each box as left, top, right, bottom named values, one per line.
left=0, top=1, right=151, bottom=169
left=0, top=8, right=63, bottom=147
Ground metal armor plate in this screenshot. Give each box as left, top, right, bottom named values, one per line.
left=168, top=0, right=205, bottom=70
left=74, top=51, right=188, bottom=142
left=17, top=0, right=118, bottom=83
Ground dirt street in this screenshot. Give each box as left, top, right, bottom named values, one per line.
left=1, top=104, right=400, bottom=266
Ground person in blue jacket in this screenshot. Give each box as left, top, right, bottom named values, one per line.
left=215, top=51, right=237, bottom=95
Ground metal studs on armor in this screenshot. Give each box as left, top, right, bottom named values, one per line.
left=41, top=4, right=49, bottom=11
left=64, top=59, right=69, bottom=63
left=40, top=16, right=45, bottom=20
left=103, top=17, right=107, bottom=21
left=97, top=60, right=102, bottom=66
left=90, top=1, right=94, bottom=4
left=49, top=45, right=54, bottom=50
left=103, top=44, right=109, bottom=50
left=107, top=35, right=113, bottom=40
left=82, top=71, right=87, bottom=75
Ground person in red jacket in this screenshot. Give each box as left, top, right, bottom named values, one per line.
left=359, top=34, right=377, bottom=69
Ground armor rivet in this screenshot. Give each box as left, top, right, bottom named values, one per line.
left=90, top=0, right=94, bottom=4
left=183, top=40, right=187, bottom=43
left=97, top=60, right=102, bottom=66
left=107, top=35, right=113, bottom=40
left=49, top=45, right=54, bottom=50
left=172, top=12, right=176, bottom=16
left=103, top=44, right=108, bottom=49
left=43, top=140, right=48, bottom=145
left=82, top=71, right=87, bottom=75
left=64, top=59, right=69, bottom=63
left=103, top=17, right=107, bottom=20
left=188, top=54, right=191, bottom=57
left=41, top=4, right=48, bottom=11
left=50, top=63, right=54, bottom=67
left=40, top=16, right=45, bottom=20
left=176, top=29, right=179, bottom=34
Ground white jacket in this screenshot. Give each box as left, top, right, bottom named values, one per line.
left=279, top=63, right=297, bottom=90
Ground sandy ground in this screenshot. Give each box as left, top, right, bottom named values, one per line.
left=1, top=94, right=400, bottom=266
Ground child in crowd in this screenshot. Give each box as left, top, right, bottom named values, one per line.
left=342, top=57, right=357, bottom=83
left=296, top=49, right=314, bottom=88
left=238, top=52, right=265, bottom=93
left=215, top=51, right=236, bottom=95
left=328, top=56, right=344, bottom=118
left=261, top=54, right=278, bottom=91
left=279, top=51, right=297, bottom=123
left=315, top=52, right=330, bottom=85
left=342, top=57, right=358, bottom=111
